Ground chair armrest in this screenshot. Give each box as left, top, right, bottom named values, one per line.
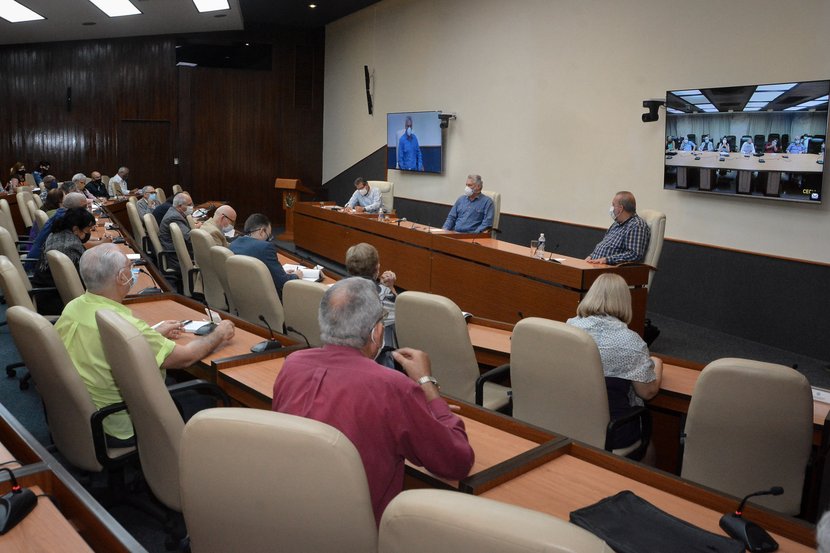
left=157, top=250, right=179, bottom=274
left=604, top=406, right=652, bottom=461
left=141, top=236, right=152, bottom=256
left=167, top=379, right=231, bottom=408
left=187, top=267, right=200, bottom=296
left=89, top=401, right=136, bottom=468
left=475, top=363, right=510, bottom=406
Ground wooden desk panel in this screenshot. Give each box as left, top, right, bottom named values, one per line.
left=218, top=357, right=286, bottom=410
left=0, top=484, right=93, bottom=552
left=481, top=442, right=815, bottom=551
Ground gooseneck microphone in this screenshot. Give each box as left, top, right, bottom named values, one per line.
left=396, top=217, right=407, bottom=227
left=719, top=486, right=783, bottom=552
left=251, top=315, right=283, bottom=353
left=0, top=467, right=37, bottom=534
left=285, top=325, right=311, bottom=348
left=136, top=268, right=162, bottom=295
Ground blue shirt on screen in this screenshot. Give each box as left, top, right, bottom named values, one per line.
left=398, top=133, right=424, bottom=171
left=786, top=142, right=805, bottom=154
left=442, top=194, right=494, bottom=234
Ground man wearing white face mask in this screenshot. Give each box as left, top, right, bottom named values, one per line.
left=200, top=204, right=237, bottom=247
left=397, top=116, right=424, bottom=171
left=442, top=174, right=495, bottom=233
left=345, top=177, right=382, bottom=213
left=159, top=192, right=197, bottom=276
left=586, top=191, right=650, bottom=265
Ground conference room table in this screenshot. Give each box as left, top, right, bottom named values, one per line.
left=665, top=150, right=823, bottom=195
left=294, top=202, right=650, bottom=333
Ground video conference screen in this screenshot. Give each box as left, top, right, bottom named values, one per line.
left=387, top=111, right=443, bottom=174
left=664, top=80, right=828, bottom=204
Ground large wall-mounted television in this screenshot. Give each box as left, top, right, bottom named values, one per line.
left=663, top=80, right=828, bottom=204
left=387, top=111, right=443, bottom=174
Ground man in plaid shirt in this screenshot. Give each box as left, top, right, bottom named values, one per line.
left=586, top=191, right=650, bottom=265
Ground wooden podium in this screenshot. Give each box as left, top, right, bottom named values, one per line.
left=274, top=178, right=313, bottom=241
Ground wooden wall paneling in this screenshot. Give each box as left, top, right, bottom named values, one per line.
left=117, top=120, right=173, bottom=190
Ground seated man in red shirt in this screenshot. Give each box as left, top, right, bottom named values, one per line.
left=272, top=277, right=474, bottom=524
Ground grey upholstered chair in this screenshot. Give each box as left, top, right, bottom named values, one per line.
left=367, top=180, right=394, bottom=212
left=46, top=249, right=85, bottom=305
left=169, top=222, right=200, bottom=298
left=638, top=209, right=666, bottom=289
left=282, top=279, right=327, bottom=347
left=395, top=291, right=510, bottom=410
left=180, top=408, right=377, bottom=553
left=379, top=489, right=613, bottom=553
left=190, top=229, right=227, bottom=311
left=125, top=200, right=149, bottom=255
left=480, top=189, right=501, bottom=236
left=209, top=245, right=235, bottom=315
left=681, top=358, right=812, bottom=515
left=225, top=255, right=285, bottom=332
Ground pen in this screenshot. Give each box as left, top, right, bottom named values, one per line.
left=180, top=320, right=192, bottom=325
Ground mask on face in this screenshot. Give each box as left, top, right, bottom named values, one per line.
left=406, top=127, right=412, bottom=137
left=149, top=193, right=157, bottom=201
left=609, top=205, right=617, bottom=221
left=359, top=187, right=369, bottom=196
left=222, top=224, right=234, bottom=235
left=463, top=186, right=474, bottom=197
left=81, top=232, right=91, bottom=243
left=184, top=206, right=194, bottom=216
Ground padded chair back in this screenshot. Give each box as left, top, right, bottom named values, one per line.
left=47, top=249, right=85, bottom=305
left=480, top=189, right=501, bottom=235
left=143, top=212, right=167, bottom=268
left=24, top=174, right=36, bottom=188
left=127, top=195, right=137, bottom=206
left=0, top=199, right=16, bottom=238
left=96, top=309, right=184, bottom=512
left=225, top=255, right=285, bottom=330
left=0, top=228, right=31, bottom=290
left=368, top=180, right=394, bottom=212
left=180, top=408, right=377, bottom=553
left=155, top=187, right=167, bottom=203
left=379, top=489, right=613, bottom=553
left=511, top=318, right=609, bottom=448
left=395, top=291, right=481, bottom=403
left=16, top=192, right=32, bottom=229
left=6, top=306, right=132, bottom=472
left=33, top=194, right=43, bottom=209
left=169, top=222, right=197, bottom=297
left=125, top=201, right=147, bottom=244
left=26, top=199, right=37, bottom=223
left=210, top=246, right=235, bottom=315
left=172, top=184, right=183, bottom=195
left=638, top=209, right=666, bottom=289
left=186, top=215, right=198, bottom=230
left=282, top=279, right=327, bottom=347
left=34, top=209, right=48, bottom=231
left=681, top=358, right=812, bottom=515
left=0, top=256, right=33, bottom=312
left=191, top=229, right=227, bottom=311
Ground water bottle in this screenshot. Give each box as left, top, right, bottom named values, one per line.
left=378, top=207, right=384, bottom=221
left=537, top=233, right=546, bottom=257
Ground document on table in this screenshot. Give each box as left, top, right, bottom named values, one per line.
left=283, top=264, right=323, bottom=282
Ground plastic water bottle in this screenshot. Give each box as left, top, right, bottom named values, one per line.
left=537, top=233, right=546, bottom=258
left=377, top=207, right=384, bottom=221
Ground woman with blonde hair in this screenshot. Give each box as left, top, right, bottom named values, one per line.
left=567, top=273, right=663, bottom=448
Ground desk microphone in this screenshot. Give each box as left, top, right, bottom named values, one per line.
left=285, top=325, right=311, bottom=348
left=251, top=315, right=283, bottom=353
left=396, top=217, right=407, bottom=226
left=490, top=227, right=502, bottom=235
left=0, top=467, right=36, bottom=535
left=719, top=486, right=783, bottom=552
left=136, top=268, right=163, bottom=295
left=195, top=292, right=219, bottom=336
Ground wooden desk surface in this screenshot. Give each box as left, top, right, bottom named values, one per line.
left=454, top=236, right=602, bottom=270
left=481, top=449, right=813, bottom=552
left=666, top=151, right=822, bottom=173
left=0, top=485, right=94, bottom=552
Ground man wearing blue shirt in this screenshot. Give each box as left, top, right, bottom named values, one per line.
left=345, top=177, right=382, bottom=213
left=442, top=175, right=495, bottom=234
left=786, top=138, right=806, bottom=154
left=740, top=139, right=756, bottom=155
left=586, top=191, right=650, bottom=265
left=680, top=137, right=696, bottom=151
left=397, top=116, right=424, bottom=171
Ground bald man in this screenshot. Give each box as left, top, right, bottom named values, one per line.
left=586, top=191, right=650, bottom=265
left=200, top=204, right=237, bottom=247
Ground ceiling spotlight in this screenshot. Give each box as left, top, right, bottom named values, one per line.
left=309, top=4, right=317, bottom=8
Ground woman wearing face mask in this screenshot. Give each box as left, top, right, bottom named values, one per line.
left=345, top=177, right=382, bottom=213
left=8, top=162, right=27, bottom=188
left=31, top=207, right=97, bottom=315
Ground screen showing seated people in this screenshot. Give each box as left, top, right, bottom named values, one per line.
left=387, top=111, right=443, bottom=174
left=664, top=80, right=828, bottom=204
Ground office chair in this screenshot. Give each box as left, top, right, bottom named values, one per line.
left=190, top=229, right=227, bottom=311
left=480, top=189, right=501, bottom=237
left=142, top=213, right=179, bottom=283
left=681, top=358, right=812, bottom=515
left=210, top=245, right=235, bottom=315
left=180, top=408, right=377, bottom=553
left=33, top=209, right=47, bottom=232
left=15, top=192, right=33, bottom=232
left=395, top=291, right=510, bottom=410
left=154, top=187, right=167, bottom=203
left=380, top=489, right=613, bottom=553
left=368, top=180, right=395, bottom=212
left=172, top=184, right=183, bottom=196
left=169, top=222, right=200, bottom=299
left=510, top=318, right=651, bottom=460
left=638, top=209, right=666, bottom=290
left=125, top=201, right=150, bottom=255
left=225, top=255, right=285, bottom=332
left=283, top=279, right=327, bottom=347
left=46, top=249, right=85, bottom=306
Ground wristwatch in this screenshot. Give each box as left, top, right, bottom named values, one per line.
left=417, top=375, right=439, bottom=388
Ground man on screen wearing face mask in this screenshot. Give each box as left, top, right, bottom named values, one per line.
left=272, top=277, right=473, bottom=525
left=229, top=213, right=302, bottom=299
left=159, top=192, right=199, bottom=276
left=57, top=244, right=235, bottom=447
left=586, top=191, right=650, bottom=265
left=442, top=174, right=494, bottom=234
left=345, top=177, right=382, bottom=213
left=397, top=116, right=424, bottom=171
left=200, top=204, right=237, bottom=247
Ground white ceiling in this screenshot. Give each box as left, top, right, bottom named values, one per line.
left=0, top=0, right=244, bottom=46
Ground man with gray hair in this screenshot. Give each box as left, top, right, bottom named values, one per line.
left=71, top=173, right=97, bottom=202
left=159, top=192, right=198, bottom=276
left=135, top=185, right=159, bottom=218
left=28, top=192, right=90, bottom=266
left=56, top=244, right=235, bottom=445
left=442, top=174, right=494, bottom=233
left=272, top=277, right=474, bottom=525
left=586, top=190, right=650, bottom=265
left=108, top=166, right=131, bottom=197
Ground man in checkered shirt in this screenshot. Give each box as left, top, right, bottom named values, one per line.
left=586, top=191, right=650, bottom=265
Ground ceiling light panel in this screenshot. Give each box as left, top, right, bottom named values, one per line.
left=193, top=0, right=230, bottom=13
left=0, top=0, right=44, bottom=22
left=88, top=0, right=141, bottom=17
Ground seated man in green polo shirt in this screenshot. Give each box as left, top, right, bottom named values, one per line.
left=56, top=244, right=235, bottom=446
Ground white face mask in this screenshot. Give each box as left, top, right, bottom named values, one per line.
left=463, top=186, right=474, bottom=197
left=184, top=205, right=194, bottom=216
left=359, top=187, right=369, bottom=196
left=609, top=205, right=617, bottom=221
left=406, top=127, right=412, bottom=136
left=222, top=224, right=234, bottom=235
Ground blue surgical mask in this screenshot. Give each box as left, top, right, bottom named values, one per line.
left=149, top=193, right=157, bottom=201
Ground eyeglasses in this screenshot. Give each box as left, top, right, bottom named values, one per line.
left=223, top=214, right=236, bottom=225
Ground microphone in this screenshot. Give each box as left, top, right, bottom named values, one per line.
left=719, top=487, right=783, bottom=552
left=0, top=467, right=36, bottom=535
left=396, top=217, right=407, bottom=226
left=490, top=227, right=502, bottom=234
left=136, top=268, right=162, bottom=295
left=251, top=315, right=283, bottom=353
left=285, top=325, right=311, bottom=348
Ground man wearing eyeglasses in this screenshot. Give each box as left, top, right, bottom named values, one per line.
left=229, top=213, right=302, bottom=299
left=200, top=204, right=238, bottom=247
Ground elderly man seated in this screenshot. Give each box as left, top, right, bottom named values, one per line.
left=272, top=277, right=474, bottom=525
left=56, top=244, right=235, bottom=446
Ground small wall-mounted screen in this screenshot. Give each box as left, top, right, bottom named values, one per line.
left=664, top=80, right=828, bottom=204
left=387, top=111, right=443, bottom=174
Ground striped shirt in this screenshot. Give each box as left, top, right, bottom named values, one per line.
left=589, top=214, right=650, bottom=265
